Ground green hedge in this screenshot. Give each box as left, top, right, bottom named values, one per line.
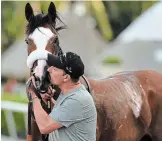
left=103, top=56, right=121, bottom=64
left=1, top=93, right=28, bottom=138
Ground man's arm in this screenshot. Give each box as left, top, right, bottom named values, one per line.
left=30, top=90, right=62, bottom=134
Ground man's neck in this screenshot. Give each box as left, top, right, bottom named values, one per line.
left=60, top=81, right=81, bottom=94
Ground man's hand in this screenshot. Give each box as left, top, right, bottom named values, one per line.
left=41, top=86, right=56, bottom=107
left=27, top=76, right=56, bottom=107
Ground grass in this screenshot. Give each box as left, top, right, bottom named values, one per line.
left=2, top=92, right=28, bottom=103
left=1, top=92, right=28, bottom=138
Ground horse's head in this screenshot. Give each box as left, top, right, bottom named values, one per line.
left=25, top=2, right=65, bottom=93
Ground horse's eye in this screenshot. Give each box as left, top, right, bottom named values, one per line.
left=25, top=39, right=29, bottom=45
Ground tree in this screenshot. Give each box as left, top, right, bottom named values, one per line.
left=1, top=1, right=26, bottom=53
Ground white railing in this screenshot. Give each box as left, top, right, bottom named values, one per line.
left=1, top=101, right=28, bottom=140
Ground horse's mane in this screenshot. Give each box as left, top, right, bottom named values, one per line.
left=26, top=12, right=66, bottom=36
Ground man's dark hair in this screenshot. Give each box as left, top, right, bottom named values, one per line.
left=63, top=71, right=79, bottom=83
left=71, top=77, right=80, bottom=83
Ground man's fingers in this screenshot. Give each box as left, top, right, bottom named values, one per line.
left=52, top=89, right=56, bottom=94
left=50, top=97, right=56, bottom=105
left=47, top=86, right=55, bottom=97
left=45, top=94, right=51, bottom=99
left=41, top=94, right=51, bottom=100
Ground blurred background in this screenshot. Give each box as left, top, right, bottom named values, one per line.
left=1, top=1, right=162, bottom=141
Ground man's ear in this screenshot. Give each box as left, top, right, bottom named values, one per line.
left=63, top=74, right=70, bottom=82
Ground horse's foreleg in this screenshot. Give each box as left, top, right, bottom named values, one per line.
left=26, top=135, right=32, bottom=141
left=31, top=118, right=42, bottom=141
left=26, top=103, right=32, bottom=141
left=26, top=102, right=42, bottom=141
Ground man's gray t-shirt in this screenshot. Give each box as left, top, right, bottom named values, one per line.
left=49, top=84, right=97, bottom=141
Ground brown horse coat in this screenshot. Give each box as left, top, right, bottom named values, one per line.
left=89, top=70, right=162, bottom=141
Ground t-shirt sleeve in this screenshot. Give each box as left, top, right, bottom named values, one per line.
left=49, top=98, right=84, bottom=127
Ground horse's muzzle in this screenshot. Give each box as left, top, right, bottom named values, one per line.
left=33, top=65, right=51, bottom=94
left=39, top=65, right=51, bottom=93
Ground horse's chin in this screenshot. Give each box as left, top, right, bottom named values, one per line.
left=33, top=76, right=50, bottom=94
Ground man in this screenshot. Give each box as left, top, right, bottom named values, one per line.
left=28, top=52, right=97, bottom=141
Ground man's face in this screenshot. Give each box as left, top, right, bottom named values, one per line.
left=47, top=66, right=66, bottom=85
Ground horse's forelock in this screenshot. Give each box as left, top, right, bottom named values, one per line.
left=26, top=12, right=66, bottom=36
left=26, top=13, right=53, bottom=36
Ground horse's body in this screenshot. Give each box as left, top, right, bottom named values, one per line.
left=89, top=70, right=162, bottom=141
left=25, top=2, right=162, bottom=141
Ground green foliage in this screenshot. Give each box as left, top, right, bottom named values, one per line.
left=86, top=1, right=157, bottom=41
left=1, top=110, right=9, bottom=136
left=14, top=112, right=26, bottom=138
left=103, top=56, right=121, bottom=65
left=1, top=1, right=27, bottom=53
left=86, top=1, right=113, bottom=40
left=1, top=93, right=28, bottom=138
left=141, top=1, right=157, bottom=12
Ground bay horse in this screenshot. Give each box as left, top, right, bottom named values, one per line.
left=25, top=2, right=162, bottom=141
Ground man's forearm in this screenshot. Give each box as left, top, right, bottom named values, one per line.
left=29, top=89, right=62, bottom=134
left=32, top=98, right=54, bottom=133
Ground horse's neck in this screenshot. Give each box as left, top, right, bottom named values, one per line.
left=80, top=76, right=99, bottom=93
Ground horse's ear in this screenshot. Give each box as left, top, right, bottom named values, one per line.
left=48, top=2, right=57, bottom=23
left=25, top=3, right=34, bottom=22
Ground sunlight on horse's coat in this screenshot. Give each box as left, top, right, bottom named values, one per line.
left=123, top=81, right=142, bottom=118
left=29, top=27, right=54, bottom=50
